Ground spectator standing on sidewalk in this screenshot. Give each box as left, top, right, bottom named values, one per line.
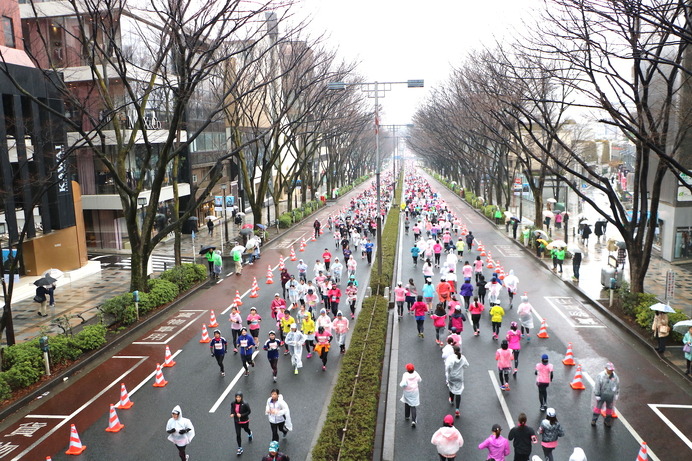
left=571, top=251, right=582, bottom=282
left=207, top=218, right=214, bottom=236
left=652, top=311, right=670, bottom=353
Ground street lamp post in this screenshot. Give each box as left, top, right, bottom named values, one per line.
left=137, top=197, right=147, bottom=231
left=221, top=184, right=228, bottom=253
left=328, top=80, right=423, bottom=277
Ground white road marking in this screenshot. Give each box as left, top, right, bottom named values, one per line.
left=493, top=244, right=522, bottom=258
left=581, top=371, right=661, bottom=461
left=21, top=415, right=67, bottom=419
left=208, top=350, right=260, bottom=413
left=487, top=370, right=514, bottom=429
left=13, top=357, right=149, bottom=461
left=128, top=350, right=183, bottom=396
left=543, top=297, right=606, bottom=329
left=132, top=311, right=207, bottom=345
left=648, top=404, right=692, bottom=450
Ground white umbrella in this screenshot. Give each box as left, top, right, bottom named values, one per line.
left=543, top=210, right=554, bottom=218
left=547, top=198, right=558, bottom=203
left=550, top=239, right=567, bottom=248
left=232, top=245, right=246, bottom=254
left=672, top=320, right=692, bottom=334
left=504, top=210, right=513, bottom=218
left=567, top=244, right=582, bottom=253
left=43, top=268, right=64, bottom=280
left=649, top=302, right=675, bottom=313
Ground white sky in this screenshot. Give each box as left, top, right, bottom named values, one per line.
left=295, top=0, right=540, bottom=125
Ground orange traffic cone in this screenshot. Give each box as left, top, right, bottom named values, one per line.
left=249, top=285, right=259, bottom=299
left=311, top=234, right=316, bottom=241
left=487, top=261, right=494, bottom=269
left=562, top=343, right=576, bottom=365
left=319, top=228, right=323, bottom=235
left=569, top=364, right=586, bottom=390
left=105, top=404, right=125, bottom=432
left=266, top=269, right=274, bottom=284
left=636, top=441, right=648, bottom=460
left=163, top=345, right=176, bottom=367
left=299, top=239, right=306, bottom=251
left=234, top=290, right=243, bottom=306
left=115, top=383, right=134, bottom=409
left=537, top=319, right=549, bottom=338
left=208, top=310, right=219, bottom=328
left=480, top=249, right=487, bottom=257
left=153, top=363, right=168, bottom=387
left=278, top=256, right=285, bottom=271
left=65, top=424, right=86, bottom=455
left=199, top=324, right=211, bottom=343
left=290, top=247, right=297, bottom=261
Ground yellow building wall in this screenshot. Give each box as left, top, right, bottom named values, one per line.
left=21, top=181, right=88, bottom=275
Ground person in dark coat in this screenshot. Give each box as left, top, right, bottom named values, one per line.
left=572, top=252, right=582, bottom=282
left=261, top=441, right=290, bottom=461
left=230, top=391, right=253, bottom=456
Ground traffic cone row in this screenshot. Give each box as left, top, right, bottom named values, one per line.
left=486, top=260, right=494, bottom=269
left=300, top=239, right=306, bottom=251
left=199, top=324, right=211, bottom=343
left=163, top=345, right=176, bottom=368
left=636, top=441, right=648, bottom=460
left=570, top=365, right=586, bottom=390
left=65, top=424, right=86, bottom=455
left=153, top=363, right=168, bottom=387
left=105, top=404, right=124, bottom=432
left=249, top=277, right=259, bottom=298
left=266, top=265, right=274, bottom=284
left=279, top=256, right=285, bottom=271
left=562, top=343, right=575, bottom=365
left=234, top=290, right=243, bottom=306
left=290, top=246, right=297, bottom=261
left=537, top=319, right=549, bottom=338
left=208, top=310, right=219, bottom=327
left=115, top=383, right=134, bottom=409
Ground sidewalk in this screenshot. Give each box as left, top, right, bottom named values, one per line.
left=0, top=196, right=337, bottom=346
left=480, top=205, right=692, bottom=377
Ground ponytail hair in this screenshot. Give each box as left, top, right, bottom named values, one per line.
left=518, top=413, right=527, bottom=426
left=453, top=345, right=461, bottom=359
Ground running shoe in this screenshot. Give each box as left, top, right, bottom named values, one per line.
left=306, top=353, right=312, bottom=359
left=322, top=365, right=326, bottom=371
left=248, top=432, right=253, bottom=442
left=455, top=409, right=460, bottom=418
left=237, top=447, right=243, bottom=455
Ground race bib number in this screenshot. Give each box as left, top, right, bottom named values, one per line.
left=270, top=342, right=278, bottom=350
left=240, top=340, right=248, bottom=348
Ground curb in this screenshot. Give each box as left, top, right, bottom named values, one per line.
left=429, top=175, right=692, bottom=383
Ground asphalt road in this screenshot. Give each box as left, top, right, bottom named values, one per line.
left=389, top=173, right=691, bottom=461
left=0, top=198, right=375, bottom=460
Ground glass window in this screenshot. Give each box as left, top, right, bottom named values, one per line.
left=2, top=17, right=15, bottom=48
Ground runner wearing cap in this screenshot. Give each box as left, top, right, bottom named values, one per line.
left=209, top=329, right=228, bottom=377
left=430, top=414, right=464, bottom=460
left=263, top=331, right=283, bottom=382
left=591, top=362, right=620, bottom=427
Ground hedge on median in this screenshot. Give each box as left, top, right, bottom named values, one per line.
left=369, top=173, right=403, bottom=292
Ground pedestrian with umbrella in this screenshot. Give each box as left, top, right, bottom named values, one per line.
left=568, top=245, right=582, bottom=281
left=33, top=275, right=57, bottom=317
left=650, top=303, right=673, bottom=353
left=676, top=321, right=692, bottom=375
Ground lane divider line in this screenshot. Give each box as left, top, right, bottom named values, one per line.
left=208, top=350, right=260, bottom=413
left=487, top=369, right=514, bottom=429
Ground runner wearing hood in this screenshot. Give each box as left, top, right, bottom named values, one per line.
left=166, top=405, right=195, bottom=461
left=430, top=414, right=464, bottom=460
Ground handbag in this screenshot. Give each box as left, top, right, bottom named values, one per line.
left=659, top=325, right=670, bottom=335
left=33, top=295, right=44, bottom=303
left=683, top=344, right=691, bottom=354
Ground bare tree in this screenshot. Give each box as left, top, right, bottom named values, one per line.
left=7, top=0, right=305, bottom=291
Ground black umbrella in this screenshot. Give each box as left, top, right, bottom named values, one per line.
left=34, top=275, right=57, bottom=286
left=199, top=245, right=216, bottom=255
left=239, top=228, right=253, bottom=236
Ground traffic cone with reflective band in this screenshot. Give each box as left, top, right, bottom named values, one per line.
left=208, top=310, right=219, bottom=327
left=319, top=228, right=324, bottom=235
left=486, top=260, right=494, bottom=269
left=299, top=239, right=306, bottom=251
left=636, top=441, right=648, bottom=460
left=278, top=256, right=285, bottom=271
left=311, top=234, right=316, bottom=241
left=249, top=282, right=259, bottom=298
left=163, top=345, right=176, bottom=367
left=266, top=267, right=274, bottom=284
left=199, top=324, right=211, bottom=343
left=65, top=424, right=86, bottom=455
left=105, top=404, right=125, bottom=432
left=480, top=249, right=487, bottom=257
left=153, top=363, right=168, bottom=387
left=46, top=457, right=52, bottom=461
left=537, top=319, right=550, bottom=338
left=115, top=383, right=134, bottom=409
left=234, top=290, right=243, bottom=306
left=290, top=247, right=297, bottom=261
left=570, top=365, right=586, bottom=390
left=562, top=343, right=576, bottom=365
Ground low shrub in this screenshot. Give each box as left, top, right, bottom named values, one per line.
left=47, top=336, right=82, bottom=365
left=0, top=375, right=11, bottom=401
left=278, top=213, right=292, bottom=229
left=293, top=211, right=303, bottom=222
left=2, top=340, right=42, bottom=370
left=3, top=361, right=42, bottom=390
left=101, top=293, right=133, bottom=324
left=160, top=263, right=207, bottom=291
left=74, top=324, right=108, bottom=351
